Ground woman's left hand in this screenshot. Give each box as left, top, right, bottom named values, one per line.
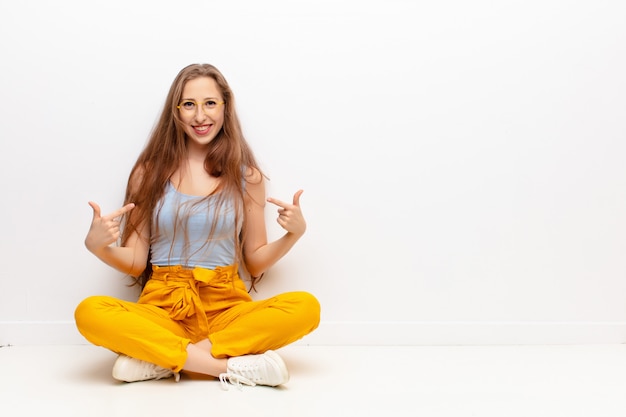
left=267, top=190, right=306, bottom=236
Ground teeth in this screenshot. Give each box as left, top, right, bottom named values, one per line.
left=195, top=126, right=209, bottom=132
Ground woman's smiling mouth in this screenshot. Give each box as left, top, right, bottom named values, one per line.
left=193, top=124, right=212, bottom=135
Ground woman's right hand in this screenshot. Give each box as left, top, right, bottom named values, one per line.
left=85, top=201, right=135, bottom=254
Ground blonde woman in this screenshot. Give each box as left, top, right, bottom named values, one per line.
left=75, top=63, right=320, bottom=388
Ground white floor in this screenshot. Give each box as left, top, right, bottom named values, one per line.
left=2, top=344, right=626, bottom=417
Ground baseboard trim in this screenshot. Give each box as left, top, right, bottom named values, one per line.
left=2, top=320, right=626, bottom=346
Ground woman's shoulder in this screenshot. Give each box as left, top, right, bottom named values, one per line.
left=128, top=162, right=151, bottom=188
left=242, top=165, right=265, bottom=203
left=128, top=163, right=147, bottom=188
left=243, top=165, right=264, bottom=184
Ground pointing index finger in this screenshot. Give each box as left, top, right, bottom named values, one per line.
left=268, top=190, right=304, bottom=208
left=106, top=203, right=136, bottom=220
left=267, top=197, right=288, bottom=209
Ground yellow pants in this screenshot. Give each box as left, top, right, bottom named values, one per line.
left=75, top=265, right=320, bottom=372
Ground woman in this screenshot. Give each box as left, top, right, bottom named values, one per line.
left=75, top=63, right=320, bottom=389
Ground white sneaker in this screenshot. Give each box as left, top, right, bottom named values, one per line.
left=219, top=350, right=289, bottom=389
left=112, top=354, right=180, bottom=383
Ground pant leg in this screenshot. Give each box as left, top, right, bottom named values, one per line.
left=206, top=290, right=321, bottom=358
left=74, top=295, right=191, bottom=372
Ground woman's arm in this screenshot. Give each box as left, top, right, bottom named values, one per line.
left=84, top=201, right=150, bottom=277
left=242, top=168, right=306, bottom=278
left=84, top=165, right=151, bottom=277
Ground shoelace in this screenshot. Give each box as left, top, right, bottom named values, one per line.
left=146, top=363, right=180, bottom=382
left=218, top=372, right=256, bottom=391
left=142, top=362, right=180, bottom=382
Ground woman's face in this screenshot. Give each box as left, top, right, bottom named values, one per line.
left=178, top=76, right=225, bottom=149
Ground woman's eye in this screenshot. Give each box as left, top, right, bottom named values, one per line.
left=182, top=101, right=196, bottom=109
left=205, top=100, right=217, bottom=108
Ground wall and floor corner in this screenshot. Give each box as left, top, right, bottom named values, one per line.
left=1, top=0, right=625, bottom=348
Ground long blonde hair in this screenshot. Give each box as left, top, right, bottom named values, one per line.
left=121, top=63, right=263, bottom=288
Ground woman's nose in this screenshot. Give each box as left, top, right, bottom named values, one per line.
left=194, top=106, right=208, bottom=121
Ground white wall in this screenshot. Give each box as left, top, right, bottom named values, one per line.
left=1, top=0, right=625, bottom=346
